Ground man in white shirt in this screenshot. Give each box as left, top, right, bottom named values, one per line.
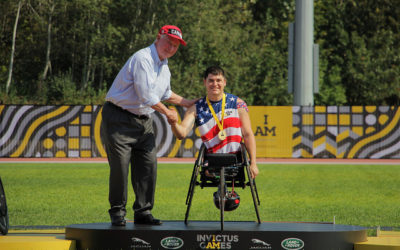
left=102, top=25, right=195, bottom=226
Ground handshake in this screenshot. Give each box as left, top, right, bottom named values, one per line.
left=166, top=108, right=179, bottom=125
left=165, top=97, right=198, bottom=126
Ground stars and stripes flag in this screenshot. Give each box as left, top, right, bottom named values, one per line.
left=195, top=93, right=242, bottom=154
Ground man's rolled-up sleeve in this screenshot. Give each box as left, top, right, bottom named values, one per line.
left=132, top=59, right=161, bottom=106
left=161, top=86, right=172, bottom=101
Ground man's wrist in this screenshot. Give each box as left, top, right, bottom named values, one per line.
left=180, top=98, right=189, bottom=108
left=184, top=98, right=197, bottom=108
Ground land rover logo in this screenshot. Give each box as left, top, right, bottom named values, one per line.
left=160, top=236, right=184, bottom=249
left=281, top=238, right=304, bottom=250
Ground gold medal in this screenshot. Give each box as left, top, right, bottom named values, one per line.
left=218, top=130, right=227, bottom=140
left=207, top=94, right=227, bottom=141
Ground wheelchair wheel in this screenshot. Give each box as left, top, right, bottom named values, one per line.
left=0, top=177, right=9, bottom=235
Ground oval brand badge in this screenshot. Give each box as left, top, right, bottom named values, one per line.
left=281, top=238, right=304, bottom=250
left=160, top=236, right=184, bottom=249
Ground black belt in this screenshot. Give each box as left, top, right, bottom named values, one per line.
left=105, top=101, right=149, bottom=119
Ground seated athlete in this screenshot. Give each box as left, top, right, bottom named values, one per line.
left=169, top=66, right=259, bottom=179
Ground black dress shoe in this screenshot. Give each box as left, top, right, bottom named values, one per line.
left=111, top=216, right=126, bottom=226
left=134, top=214, right=162, bottom=225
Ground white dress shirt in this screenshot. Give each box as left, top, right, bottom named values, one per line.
left=105, top=43, right=172, bottom=115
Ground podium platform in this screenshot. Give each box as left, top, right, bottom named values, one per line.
left=65, top=220, right=367, bottom=250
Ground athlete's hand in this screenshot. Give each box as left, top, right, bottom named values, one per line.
left=249, top=163, right=259, bottom=179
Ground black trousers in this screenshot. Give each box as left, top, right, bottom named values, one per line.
left=101, top=102, right=157, bottom=218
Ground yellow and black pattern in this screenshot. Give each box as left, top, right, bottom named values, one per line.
left=292, top=106, right=400, bottom=158
left=0, top=105, right=200, bottom=158
left=0, top=105, right=85, bottom=157
left=0, top=105, right=107, bottom=157
left=345, top=106, right=400, bottom=158
left=2, top=105, right=400, bottom=158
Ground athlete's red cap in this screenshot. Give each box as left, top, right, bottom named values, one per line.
left=159, top=25, right=187, bottom=46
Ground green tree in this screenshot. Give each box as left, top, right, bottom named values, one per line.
left=314, top=0, right=400, bottom=105
left=1, top=0, right=400, bottom=105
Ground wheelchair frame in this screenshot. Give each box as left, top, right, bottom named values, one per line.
left=184, top=143, right=261, bottom=231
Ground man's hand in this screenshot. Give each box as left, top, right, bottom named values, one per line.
left=249, top=163, right=259, bottom=179
left=151, top=102, right=179, bottom=124
left=166, top=108, right=178, bottom=125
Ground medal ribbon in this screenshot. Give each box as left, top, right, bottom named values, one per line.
left=206, top=93, right=226, bottom=134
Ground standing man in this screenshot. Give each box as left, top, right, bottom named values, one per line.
left=101, top=25, right=195, bottom=226
left=169, top=66, right=259, bottom=179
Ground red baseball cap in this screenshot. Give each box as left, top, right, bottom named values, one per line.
left=159, top=25, right=187, bottom=46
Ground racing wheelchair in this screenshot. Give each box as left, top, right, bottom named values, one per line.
left=184, top=143, right=261, bottom=230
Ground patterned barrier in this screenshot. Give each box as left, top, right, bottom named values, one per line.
left=1, top=105, right=400, bottom=158
left=292, top=106, right=400, bottom=158
left=0, top=105, right=198, bottom=158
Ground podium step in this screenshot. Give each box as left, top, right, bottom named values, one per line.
left=0, top=229, right=75, bottom=250
left=66, top=220, right=367, bottom=249
left=2, top=226, right=398, bottom=250
left=355, top=231, right=400, bottom=250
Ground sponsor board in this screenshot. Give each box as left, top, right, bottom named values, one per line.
left=160, top=236, right=184, bottom=249
left=281, top=238, right=305, bottom=250
left=131, top=237, right=151, bottom=249
left=249, top=238, right=272, bottom=249
left=197, top=233, right=239, bottom=249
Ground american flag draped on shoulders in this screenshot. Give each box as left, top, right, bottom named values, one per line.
left=195, top=93, right=243, bottom=154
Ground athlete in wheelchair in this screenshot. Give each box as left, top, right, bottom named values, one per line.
left=169, top=66, right=260, bottom=230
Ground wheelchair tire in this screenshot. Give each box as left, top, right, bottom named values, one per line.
left=0, top=177, right=9, bottom=235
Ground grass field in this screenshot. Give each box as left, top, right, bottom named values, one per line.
left=0, top=162, right=399, bottom=234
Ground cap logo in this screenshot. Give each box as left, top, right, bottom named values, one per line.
left=159, top=26, right=186, bottom=45
left=167, top=28, right=182, bottom=39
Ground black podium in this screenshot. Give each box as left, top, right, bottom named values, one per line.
left=65, top=220, right=367, bottom=250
